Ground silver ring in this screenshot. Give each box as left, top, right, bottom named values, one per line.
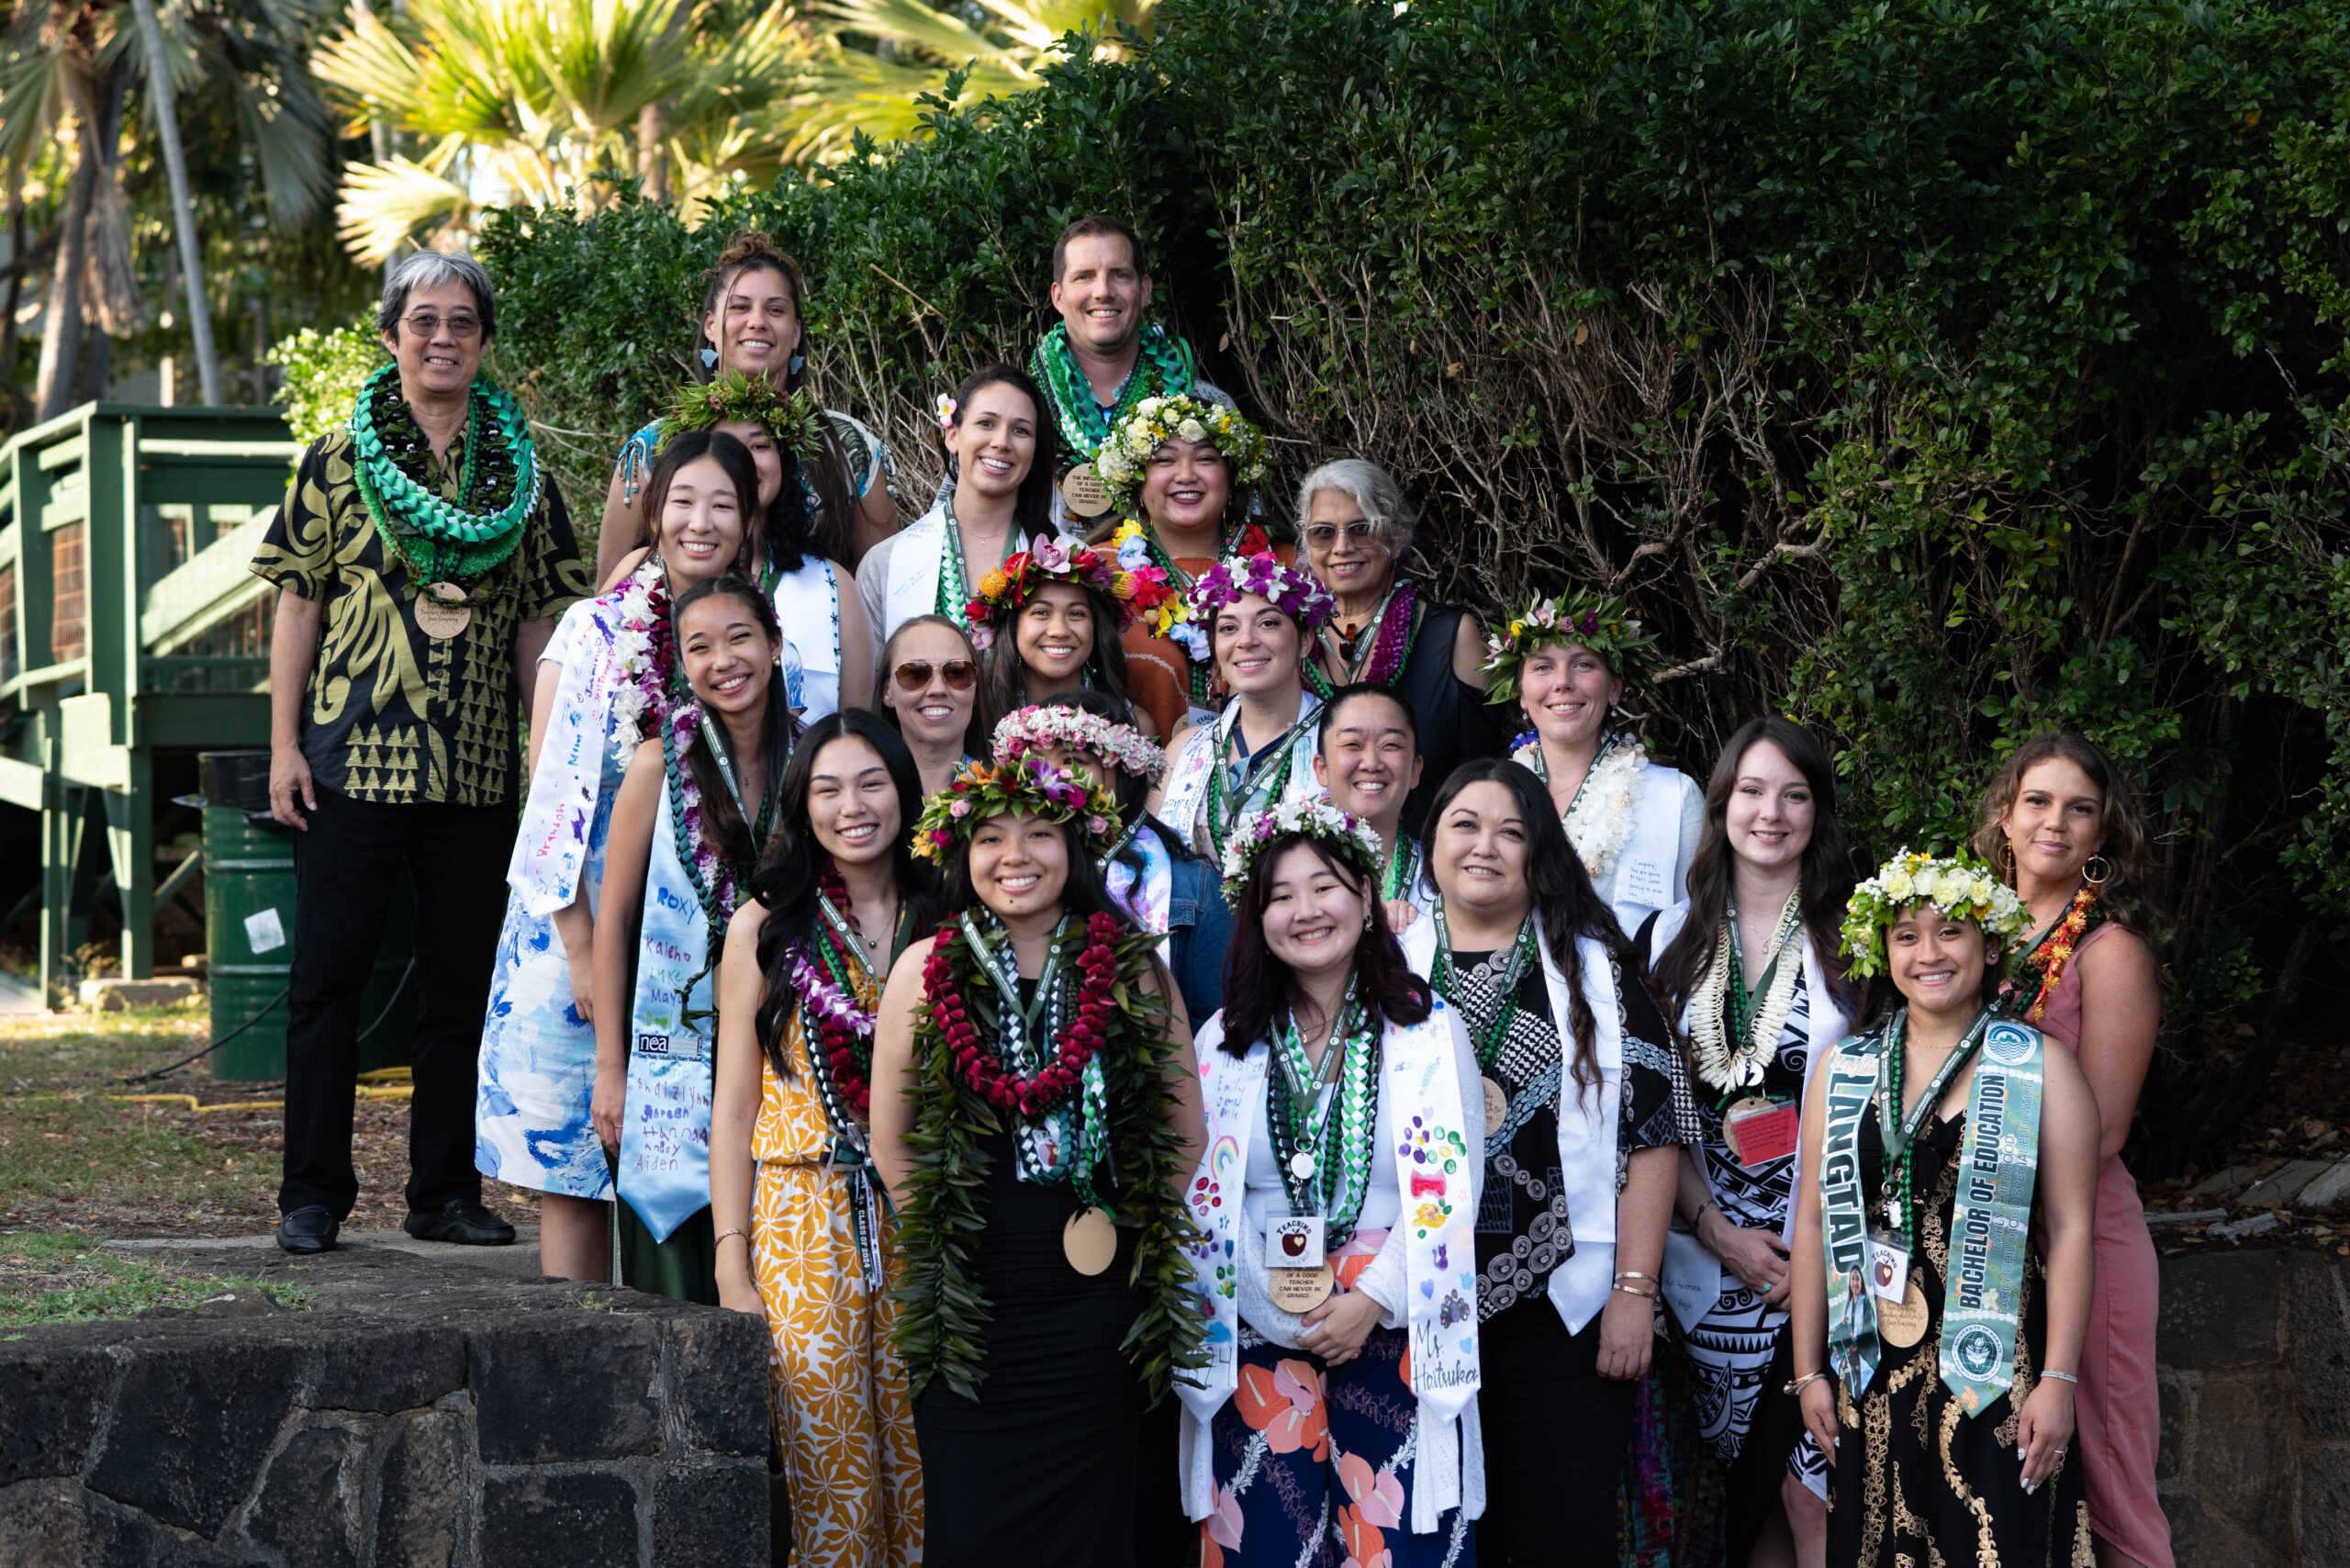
left=2053, top=1449, right=2067, bottom=1461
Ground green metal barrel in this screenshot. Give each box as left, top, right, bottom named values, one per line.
left=202, top=805, right=416, bottom=1081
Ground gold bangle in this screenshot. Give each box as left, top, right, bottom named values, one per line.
left=1613, top=1271, right=1658, bottom=1283
left=1785, top=1371, right=1828, bottom=1397
left=1612, top=1281, right=1657, bottom=1298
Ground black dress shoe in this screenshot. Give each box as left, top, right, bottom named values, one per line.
left=276, top=1206, right=340, bottom=1254
left=404, top=1199, right=517, bottom=1246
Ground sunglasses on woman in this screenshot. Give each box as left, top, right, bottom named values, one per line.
left=892, top=659, right=979, bottom=691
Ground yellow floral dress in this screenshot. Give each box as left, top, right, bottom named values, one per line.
left=750, top=955, right=923, bottom=1566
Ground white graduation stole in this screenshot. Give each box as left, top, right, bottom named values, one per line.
left=615, top=786, right=717, bottom=1244
left=771, top=558, right=841, bottom=720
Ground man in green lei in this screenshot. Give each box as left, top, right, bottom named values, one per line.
left=1029, top=215, right=1233, bottom=525
left=249, top=252, right=590, bottom=1257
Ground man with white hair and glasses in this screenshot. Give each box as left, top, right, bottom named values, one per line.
left=250, top=251, right=590, bottom=1254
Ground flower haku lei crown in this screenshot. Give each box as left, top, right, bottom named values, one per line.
left=1840, top=848, right=2033, bottom=978
left=961, top=533, right=1178, bottom=652
left=657, top=368, right=824, bottom=462
left=1219, top=797, right=1386, bottom=905
left=1482, top=589, right=1658, bottom=704
left=1089, top=393, right=1269, bottom=513
left=1174, top=551, right=1337, bottom=664
left=912, top=757, right=1125, bottom=865
left=992, top=704, right=1167, bottom=783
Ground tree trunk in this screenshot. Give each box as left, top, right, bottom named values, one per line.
left=638, top=101, right=670, bottom=204
left=1, top=161, right=26, bottom=422
left=33, top=83, right=98, bottom=421
left=129, top=0, right=223, bottom=406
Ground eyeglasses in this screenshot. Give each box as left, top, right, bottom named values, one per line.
left=1303, top=521, right=1379, bottom=548
left=401, top=313, right=481, bottom=340
left=892, top=659, right=978, bottom=691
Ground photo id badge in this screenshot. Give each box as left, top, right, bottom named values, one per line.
left=1724, top=1096, right=1800, bottom=1169
left=1865, top=1226, right=1911, bottom=1304
left=1265, top=1214, right=1327, bottom=1271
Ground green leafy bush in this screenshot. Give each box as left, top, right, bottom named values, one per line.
left=476, top=0, right=2350, bottom=1169
left=264, top=322, right=391, bottom=454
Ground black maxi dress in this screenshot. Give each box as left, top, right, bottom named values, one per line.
left=1829, top=1111, right=2094, bottom=1565
left=912, top=1123, right=1149, bottom=1564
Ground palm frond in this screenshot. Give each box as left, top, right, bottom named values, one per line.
left=334, top=153, right=472, bottom=264
left=816, top=0, right=1036, bottom=77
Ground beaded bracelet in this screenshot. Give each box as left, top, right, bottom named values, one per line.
left=713, top=1227, right=748, bottom=1249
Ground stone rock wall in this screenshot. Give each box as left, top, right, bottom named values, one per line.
left=0, top=1247, right=768, bottom=1566
left=2162, top=1247, right=2350, bottom=1567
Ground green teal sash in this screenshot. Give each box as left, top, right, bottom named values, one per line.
left=1941, top=1018, right=2044, bottom=1415
left=1818, top=1029, right=1886, bottom=1395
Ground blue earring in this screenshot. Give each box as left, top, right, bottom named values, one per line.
left=789, top=353, right=805, bottom=374
left=700, top=346, right=719, bottom=368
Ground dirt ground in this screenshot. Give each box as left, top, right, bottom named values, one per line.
left=0, top=1002, right=540, bottom=1239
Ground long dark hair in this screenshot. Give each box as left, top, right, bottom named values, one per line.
left=642, top=430, right=759, bottom=575
left=1220, top=834, right=1433, bottom=1056
left=750, top=711, right=942, bottom=1080
left=1420, top=757, right=1627, bottom=1099
left=876, top=613, right=993, bottom=760
left=692, top=231, right=859, bottom=563
left=944, top=363, right=1060, bottom=541
left=1652, top=717, right=1862, bottom=1028
left=1968, top=729, right=2154, bottom=934
left=669, top=575, right=797, bottom=869
left=981, top=580, right=1138, bottom=726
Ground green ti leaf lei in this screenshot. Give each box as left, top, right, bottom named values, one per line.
left=348, top=364, right=541, bottom=601
left=1030, top=322, right=1194, bottom=459
left=891, top=917, right=1204, bottom=1404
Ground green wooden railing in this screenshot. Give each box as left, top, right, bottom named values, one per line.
left=0, top=404, right=296, bottom=999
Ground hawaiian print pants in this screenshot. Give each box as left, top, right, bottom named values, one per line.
left=1203, top=1325, right=1473, bottom=1568
left=750, top=1158, right=923, bottom=1567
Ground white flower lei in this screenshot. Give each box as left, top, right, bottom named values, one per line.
left=1220, top=796, right=1384, bottom=905
left=1517, top=733, right=1650, bottom=878
left=604, top=558, right=667, bottom=769
left=1687, top=888, right=1806, bottom=1092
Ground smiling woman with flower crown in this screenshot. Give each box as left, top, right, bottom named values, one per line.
left=866, top=757, right=1204, bottom=1567
left=964, top=532, right=1176, bottom=738
left=1486, top=590, right=1705, bottom=937
left=1088, top=395, right=1285, bottom=735
left=1788, top=850, right=2102, bottom=1567
left=1176, top=795, right=1484, bottom=1568
left=1149, top=554, right=1336, bottom=881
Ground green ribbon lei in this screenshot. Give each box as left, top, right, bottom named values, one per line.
left=1265, top=980, right=1380, bottom=1248
left=348, top=364, right=541, bottom=598
left=1430, top=902, right=1539, bottom=1070
left=1031, top=322, right=1195, bottom=458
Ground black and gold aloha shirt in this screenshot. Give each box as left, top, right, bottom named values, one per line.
left=249, top=426, right=589, bottom=807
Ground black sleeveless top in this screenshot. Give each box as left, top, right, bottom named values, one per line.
left=1391, top=599, right=1506, bottom=834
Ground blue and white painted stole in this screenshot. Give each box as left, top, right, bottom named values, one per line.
left=508, top=564, right=659, bottom=918
left=615, top=786, right=717, bottom=1243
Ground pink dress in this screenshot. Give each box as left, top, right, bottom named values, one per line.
left=2038, top=921, right=2174, bottom=1568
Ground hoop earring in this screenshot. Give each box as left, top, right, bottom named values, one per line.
left=2083, top=855, right=2110, bottom=890
left=1998, top=842, right=2016, bottom=883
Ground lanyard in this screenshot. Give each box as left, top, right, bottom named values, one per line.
left=1203, top=699, right=1316, bottom=860
left=1431, top=901, right=1539, bottom=1070
left=1876, top=1007, right=1995, bottom=1244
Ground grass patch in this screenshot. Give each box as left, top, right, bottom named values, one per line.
left=0, top=1233, right=314, bottom=1328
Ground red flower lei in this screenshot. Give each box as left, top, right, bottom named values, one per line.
left=2015, top=881, right=2099, bottom=1024
left=923, top=911, right=1124, bottom=1118
left=805, top=863, right=877, bottom=1114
